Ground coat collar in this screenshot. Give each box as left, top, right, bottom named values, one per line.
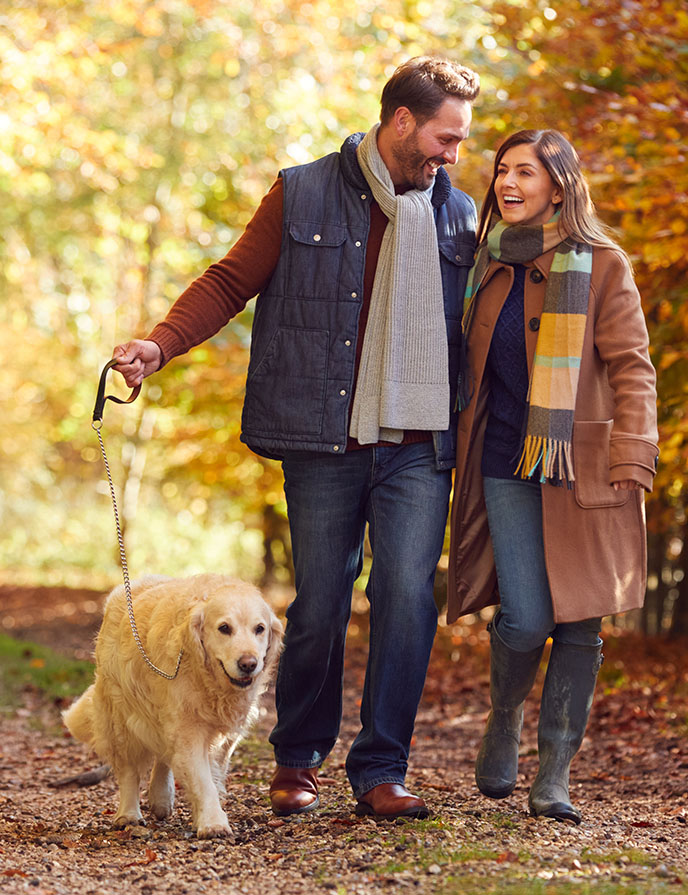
left=340, top=132, right=452, bottom=209
left=480, top=245, right=559, bottom=287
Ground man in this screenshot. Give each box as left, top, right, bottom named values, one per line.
left=113, top=56, right=480, bottom=819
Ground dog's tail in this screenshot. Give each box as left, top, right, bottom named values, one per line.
left=62, top=684, right=96, bottom=746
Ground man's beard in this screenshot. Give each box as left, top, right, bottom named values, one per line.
left=391, top=133, right=442, bottom=191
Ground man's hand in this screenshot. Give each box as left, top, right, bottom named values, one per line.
left=112, top=340, right=162, bottom=388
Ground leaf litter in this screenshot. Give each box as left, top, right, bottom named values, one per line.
left=0, top=585, right=687, bottom=894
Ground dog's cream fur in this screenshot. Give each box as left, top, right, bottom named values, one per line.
left=63, top=574, right=283, bottom=839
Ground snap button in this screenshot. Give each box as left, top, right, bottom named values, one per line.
left=455, top=254, right=461, bottom=262
left=528, top=317, right=540, bottom=331
left=344, top=340, right=352, bottom=347
left=351, top=292, right=357, bottom=298
left=339, top=389, right=346, bottom=396
left=355, top=240, right=362, bottom=247
left=332, top=445, right=340, bottom=452
left=313, top=234, right=321, bottom=242
left=361, top=194, right=367, bottom=200
left=530, top=269, right=544, bottom=283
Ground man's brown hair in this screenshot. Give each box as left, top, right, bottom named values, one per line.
left=380, top=56, right=480, bottom=126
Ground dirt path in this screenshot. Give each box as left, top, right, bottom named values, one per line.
left=1, top=586, right=687, bottom=894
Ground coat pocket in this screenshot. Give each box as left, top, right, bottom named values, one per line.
left=573, top=420, right=629, bottom=508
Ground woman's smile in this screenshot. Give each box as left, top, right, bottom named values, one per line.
left=496, top=143, right=562, bottom=226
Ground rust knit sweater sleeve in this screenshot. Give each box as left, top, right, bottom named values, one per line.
left=147, top=178, right=284, bottom=365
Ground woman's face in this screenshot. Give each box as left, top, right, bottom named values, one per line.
left=494, top=143, right=562, bottom=227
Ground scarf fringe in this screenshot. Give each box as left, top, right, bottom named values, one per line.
left=515, top=435, right=575, bottom=485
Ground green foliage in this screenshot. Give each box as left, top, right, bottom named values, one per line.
left=0, top=633, right=94, bottom=707
left=0, top=0, right=492, bottom=586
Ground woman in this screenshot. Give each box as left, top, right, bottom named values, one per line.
left=447, top=130, right=658, bottom=824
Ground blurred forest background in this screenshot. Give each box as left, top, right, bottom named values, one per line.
left=1, top=0, right=686, bottom=634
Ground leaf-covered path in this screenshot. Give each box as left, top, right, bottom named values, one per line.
left=1, top=585, right=687, bottom=895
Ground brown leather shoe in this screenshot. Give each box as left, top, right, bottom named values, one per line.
left=355, top=783, right=429, bottom=819
left=269, top=766, right=320, bottom=817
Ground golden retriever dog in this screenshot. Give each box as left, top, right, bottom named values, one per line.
left=63, top=574, right=283, bottom=839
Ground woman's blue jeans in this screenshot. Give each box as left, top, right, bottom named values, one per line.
left=482, top=476, right=602, bottom=652
left=270, top=441, right=451, bottom=798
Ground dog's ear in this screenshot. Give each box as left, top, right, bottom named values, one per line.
left=264, top=612, right=284, bottom=674
left=189, top=602, right=210, bottom=668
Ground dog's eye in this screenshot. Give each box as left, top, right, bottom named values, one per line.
left=255, top=624, right=266, bottom=635
left=218, top=623, right=233, bottom=636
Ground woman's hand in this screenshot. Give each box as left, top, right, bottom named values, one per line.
left=612, top=479, right=642, bottom=491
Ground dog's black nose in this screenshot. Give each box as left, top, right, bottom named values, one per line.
left=238, top=655, right=257, bottom=674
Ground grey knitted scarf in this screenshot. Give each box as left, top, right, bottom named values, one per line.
left=349, top=125, right=450, bottom=445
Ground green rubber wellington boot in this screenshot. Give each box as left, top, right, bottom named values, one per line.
left=475, top=618, right=544, bottom=799
left=528, top=641, right=603, bottom=824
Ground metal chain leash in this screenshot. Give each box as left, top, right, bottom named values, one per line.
left=92, top=360, right=183, bottom=679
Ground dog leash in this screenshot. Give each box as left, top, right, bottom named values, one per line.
left=92, top=359, right=183, bottom=679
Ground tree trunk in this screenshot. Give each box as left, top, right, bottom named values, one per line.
left=642, top=532, right=665, bottom=636
left=260, top=502, right=292, bottom=588
left=669, top=539, right=688, bottom=637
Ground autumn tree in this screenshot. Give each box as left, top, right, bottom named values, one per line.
left=470, top=0, right=688, bottom=632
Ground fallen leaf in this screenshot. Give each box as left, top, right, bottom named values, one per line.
left=122, top=848, right=157, bottom=868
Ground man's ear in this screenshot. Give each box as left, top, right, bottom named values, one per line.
left=392, top=105, right=414, bottom=137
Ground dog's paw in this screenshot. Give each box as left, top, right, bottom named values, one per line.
left=149, top=800, right=174, bottom=820
left=113, top=813, right=145, bottom=829
left=196, top=821, right=233, bottom=840
left=148, top=786, right=174, bottom=820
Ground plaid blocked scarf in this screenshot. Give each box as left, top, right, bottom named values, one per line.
left=462, top=216, right=593, bottom=485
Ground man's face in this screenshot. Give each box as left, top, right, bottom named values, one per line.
left=390, top=97, right=472, bottom=190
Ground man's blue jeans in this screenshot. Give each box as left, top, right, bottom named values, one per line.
left=482, top=477, right=602, bottom=652
left=270, top=441, right=451, bottom=798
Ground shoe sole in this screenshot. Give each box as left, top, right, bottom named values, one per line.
left=529, top=802, right=581, bottom=825
left=271, top=795, right=320, bottom=817
left=354, top=802, right=429, bottom=820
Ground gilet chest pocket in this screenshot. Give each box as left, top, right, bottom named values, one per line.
left=286, top=222, right=347, bottom=300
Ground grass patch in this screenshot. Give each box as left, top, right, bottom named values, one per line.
left=433, top=882, right=688, bottom=895
left=579, top=847, right=659, bottom=866
left=0, top=632, right=94, bottom=708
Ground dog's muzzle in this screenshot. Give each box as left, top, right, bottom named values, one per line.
left=218, top=660, right=255, bottom=689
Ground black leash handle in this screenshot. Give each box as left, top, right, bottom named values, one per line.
left=92, top=359, right=141, bottom=426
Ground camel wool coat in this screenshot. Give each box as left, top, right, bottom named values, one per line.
left=447, top=245, right=658, bottom=625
